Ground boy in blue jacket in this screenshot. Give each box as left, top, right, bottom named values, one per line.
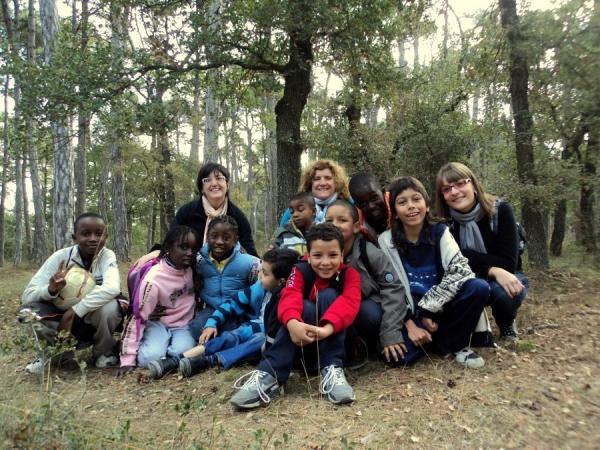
left=179, top=248, right=299, bottom=376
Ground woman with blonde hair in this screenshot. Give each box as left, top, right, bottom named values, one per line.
left=435, top=162, right=528, bottom=345
left=279, top=159, right=350, bottom=226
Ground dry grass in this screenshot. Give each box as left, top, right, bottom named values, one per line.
left=0, top=262, right=599, bottom=449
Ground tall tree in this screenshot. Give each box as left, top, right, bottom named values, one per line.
left=0, top=75, right=9, bottom=266
left=27, top=0, right=48, bottom=263
left=500, top=0, right=549, bottom=268
left=40, top=0, right=74, bottom=250
left=203, top=0, right=221, bottom=163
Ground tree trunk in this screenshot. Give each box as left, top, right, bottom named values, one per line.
left=146, top=192, right=156, bottom=252
left=263, top=93, right=277, bottom=236
left=442, top=0, right=449, bottom=59
left=550, top=129, right=584, bottom=256
left=0, top=75, right=10, bottom=266
left=413, top=35, right=419, bottom=69
left=21, top=154, right=32, bottom=258
left=27, top=0, right=47, bottom=263
left=398, top=39, right=407, bottom=71
left=75, top=0, right=89, bottom=218
left=499, top=0, right=549, bottom=269
left=274, top=29, right=313, bottom=218
left=190, top=73, right=201, bottom=164
left=108, top=0, right=129, bottom=261
left=41, top=0, right=73, bottom=250
left=98, top=146, right=110, bottom=220
left=203, top=0, right=221, bottom=163
left=14, top=149, right=23, bottom=265
left=580, top=129, right=598, bottom=254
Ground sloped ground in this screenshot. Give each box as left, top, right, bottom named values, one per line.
left=0, top=265, right=598, bottom=449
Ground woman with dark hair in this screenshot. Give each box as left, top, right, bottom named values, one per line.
left=172, top=162, right=258, bottom=257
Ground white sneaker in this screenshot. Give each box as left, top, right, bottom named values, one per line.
left=96, top=354, right=119, bottom=368
left=319, top=365, right=355, bottom=404
left=25, top=357, right=47, bottom=374
left=454, top=348, right=485, bottom=369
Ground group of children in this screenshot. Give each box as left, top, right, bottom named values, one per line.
left=21, top=161, right=528, bottom=411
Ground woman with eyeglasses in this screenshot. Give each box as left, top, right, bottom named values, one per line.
left=172, top=162, right=258, bottom=257
left=435, top=162, right=528, bottom=346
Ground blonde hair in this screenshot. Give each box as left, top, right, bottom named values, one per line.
left=435, top=162, right=496, bottom=219
left=299, top=159, right=350, bottom=199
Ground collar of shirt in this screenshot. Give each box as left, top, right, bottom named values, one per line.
left=209, top=253, right=232, bottom=272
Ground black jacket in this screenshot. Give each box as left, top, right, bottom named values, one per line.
left=171, top=198, right=258, bottom=257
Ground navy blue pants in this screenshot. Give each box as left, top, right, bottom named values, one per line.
left=351, top=299, right=382, bottom=349
left=258, top=288, right=346, bottom=384
left=488, top=272, right=528, bottom=328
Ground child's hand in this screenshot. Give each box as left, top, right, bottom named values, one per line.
left=421, top=317, right=438, bottom=333
left=199, top=327, right=217, bottom=344
left=287, top=319, right=315, bottom=346
left=114, top=365, right=136, bottom=378
left=58, top=308, right=76, bottom=333
left=405, top=319, right=432, bottom=346
left=305, top=323, right=334, bottom=340
left=382, top=343, right=408, bottom=363
left=48, top=260, right=70, bottom=295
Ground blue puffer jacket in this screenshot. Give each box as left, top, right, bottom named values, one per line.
left=196, top=242, right=261, bottom=310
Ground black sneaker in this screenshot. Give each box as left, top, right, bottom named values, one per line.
left=179, top=355, right=215, bottom=378
left=148, top=356, right=179, bottom=379
left=499, top=320, right=519, bottom=347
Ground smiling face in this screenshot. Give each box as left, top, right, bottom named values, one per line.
left=168, top=232, right=199, bottom=269
left=201, top=170, right=229, bottom=207
left=352, top=182, right=387, bottom=223
left=325, top=204, right=360, bottom=253
left=440, top=177, right=476, bottom=213
left=74, top=217, right=106, bottom=259
left=308, top=239, right=343, bottom=280
left=207, top=222, right=237, bottom=260
left=394, top=188, right=429, bottom=237
left=311, top=168, right=336, bottom=201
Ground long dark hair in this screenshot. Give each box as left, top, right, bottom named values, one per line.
left=388, top=176, right=440, bottom=256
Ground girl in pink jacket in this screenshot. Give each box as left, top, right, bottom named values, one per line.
left=116, top=226, right=200, bottom=378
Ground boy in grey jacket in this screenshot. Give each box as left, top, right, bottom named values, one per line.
left=21, top=213, right=123, bottom=373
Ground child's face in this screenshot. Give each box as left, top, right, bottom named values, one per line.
left=353, top=182, right=387, bottom=223
left=308, top=239, right=343, bottom=279
left=311, top=168, right=336, bottom=200
left=169, top=232, right=199, bottom=269
left=74, top=217, right=106, bottom=259
left=290, top=199, right=314, bottom=230
left=325, top=205, right=360, bottom=248
left=259, top=261, right=280, bottom=291
left=394, top=188, right=429, bottom=233
left=207, top=223, right=237, bottom=260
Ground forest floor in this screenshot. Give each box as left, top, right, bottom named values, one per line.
left=0, top=252, right=599, bottom=449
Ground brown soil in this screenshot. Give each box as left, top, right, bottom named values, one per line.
left=1, top=267, right=599, bottom=449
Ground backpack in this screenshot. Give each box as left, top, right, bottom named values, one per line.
left=126, top=251, right=160, bottom=339
left=263, top=260, right=349, bottom=349
left=490, top=200, right=527, bottom=256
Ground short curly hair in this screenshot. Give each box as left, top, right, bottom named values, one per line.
left=304, top=222, right=344, bottom=253
left=298, top=159, right=350, bottom=199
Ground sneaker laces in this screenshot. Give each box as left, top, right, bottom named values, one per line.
left=233, top=370, right=274, bottom=404
left=319, top=366, right=346, bottom=394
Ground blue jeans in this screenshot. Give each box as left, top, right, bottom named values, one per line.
left=189, top=306, right=241, bottom=341
left=205, top=329, right=265, bottom=369
left=137, top=321, right=195, bottom=368
left=488, top=272, right=528, bottom=327
left=258, top=288, right=346, bottom=384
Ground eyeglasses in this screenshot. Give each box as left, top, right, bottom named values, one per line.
left=202, top=175, right=227, bottom=185
left=440, top=178, right=471, bottom=195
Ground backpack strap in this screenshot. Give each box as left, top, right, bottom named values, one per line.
left=358, top=238, right=375, bottom=279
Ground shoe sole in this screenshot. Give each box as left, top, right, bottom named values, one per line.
left=327, top=394, right=356, bottom=405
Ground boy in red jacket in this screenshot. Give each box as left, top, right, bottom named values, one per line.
left=230, top=223, right=361, bottom=410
